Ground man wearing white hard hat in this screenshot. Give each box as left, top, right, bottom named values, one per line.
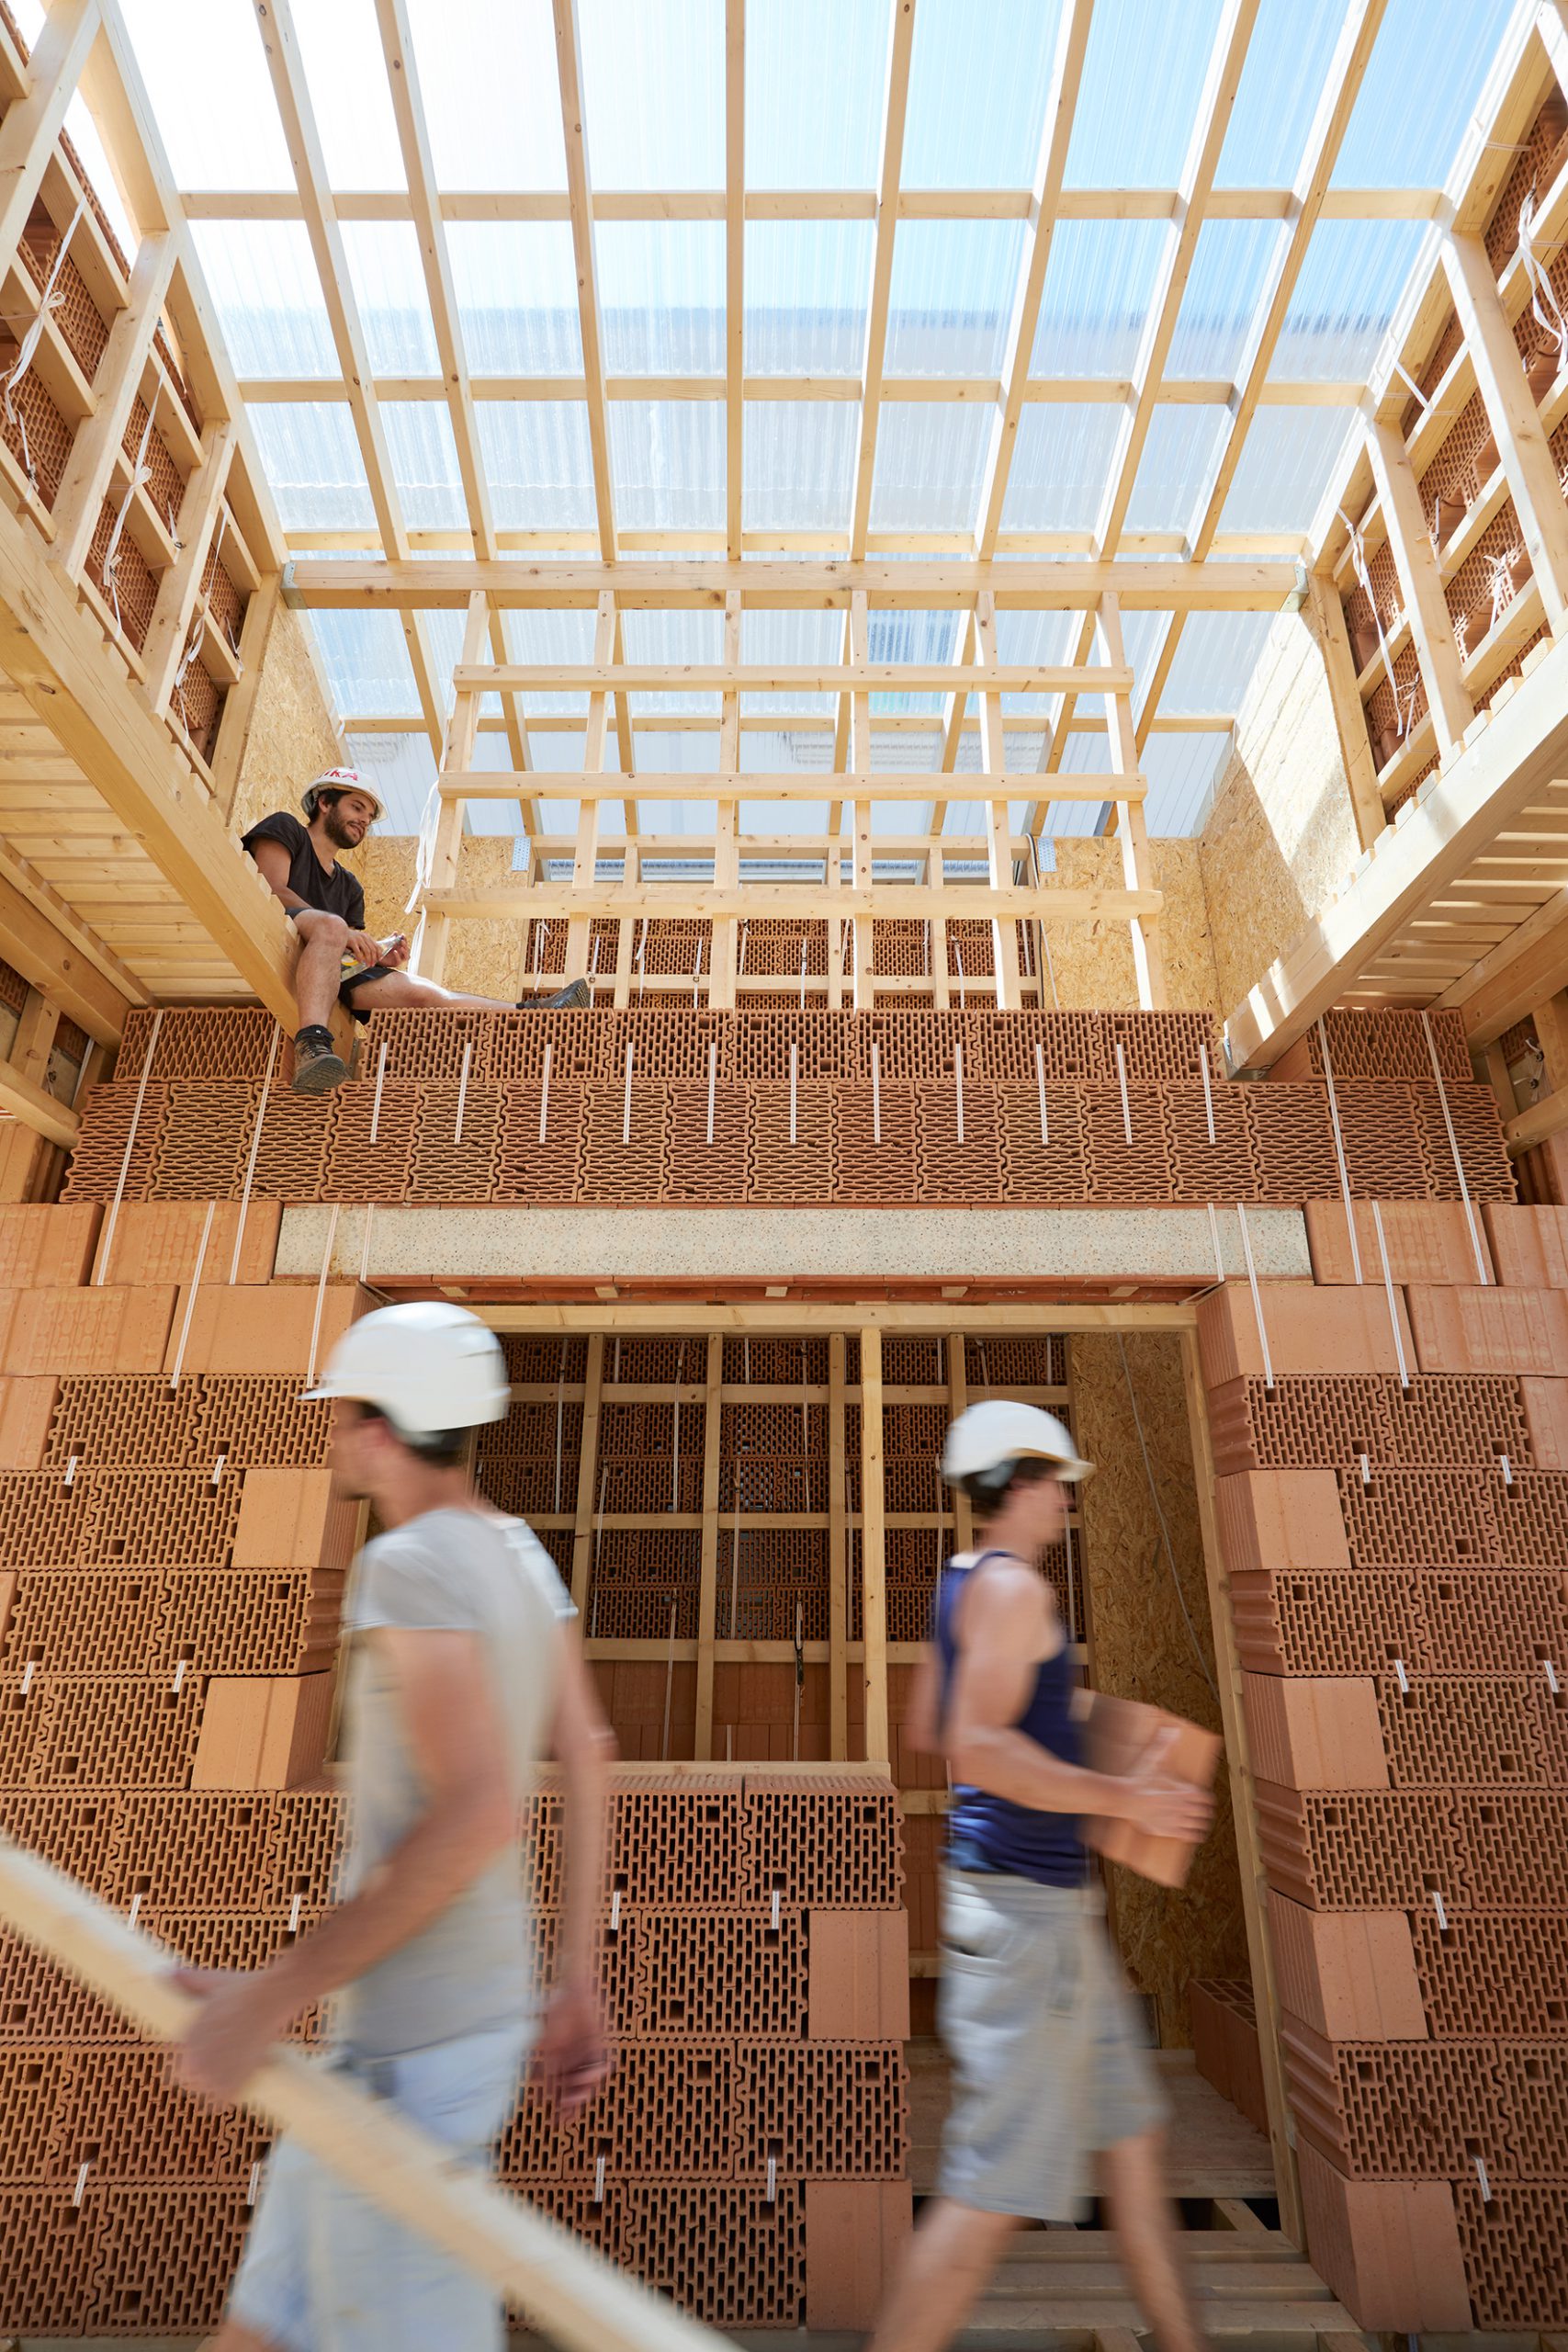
left=243, top=771, right=592, bottom=1095
left=868, top=1401, right=1213, bottom=2352
left=174, top=1301, right=614, bottom=2352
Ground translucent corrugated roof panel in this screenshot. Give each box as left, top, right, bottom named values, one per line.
left=609, top=402, right=724, bottom=531
left=886, top=221, right=1029, bottom=377
left=1159, top=611, right=1273, bottom=711
left=1001, top=405, right=1122, bottom=533
left=581, top=0, right=724, bottom=190
left=1214, top=0, right=1353, bottom=187
left=1275, top=219, right=1429, bottom=379
left=1141, top=731, right=1233, bottom=833
left=903, top=0, right=1061, bottom=188
left=1032, top=220, right=1168, bottom=377
left=1124, top=405, right=1229, bottom=535
left=1332, top=0, right=1517, bottom=187
left=448, top=227, right=581, bottom=377
left=249, top=403, right=376, bottom=530
left=622, top=610, right=724, bottom=718
left=1167, top=221, right=1283, bottom=380
left=118, top=0, right=292, bottom=187
left=746, top=224, right=874, bottom=374
left=382, top=406, right=467, bottom=532
left=403, top=0, right=566, bottom=190
left=866, top=609, right=964, bottom=717
left=474, top=403, right=597, bottom=532
left=188, top=222, right=335, bottom=377
left=740, top=611, right=840, bottom=717
left=341, top=225, right=440, bottom=376
left=312, top=612, right=420, bottom=716
left=746, top=0, right=888, bottom=186
left=745, top=403, right=859, bottom=533
left=870, top=404, right=992, bottom=535
left=294, top=0, right=407, bottom=190
left=344, top=731, right=439, bottom=833
left=503, top=608, right=598, bottom=718
left=598, top=225, right=725, bottom=374
left=1066, top=0, right=1226, bottom=187
left=1221, top=406, right=1357, bottom=536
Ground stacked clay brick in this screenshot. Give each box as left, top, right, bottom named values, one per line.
left=1195, top=1042, right=1568, bottom=2324
left=61, top=1002, right=1514, bottom=1213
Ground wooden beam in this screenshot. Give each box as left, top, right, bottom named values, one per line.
left=209, top=567, right=281, bottom=820
left=454, top=662, right=1131, bottom=695
left=140, top=423, right=237, bottom=717
left=724, top=0, right=744, bottom=563
left=565, top=590, right=615, bottom=983
left=428, top=882, right=1160, bottom=925
left=0, top=854, right=143, bottom=1043
left=0, top=0, right=100, bottom=288
left=486, top=1300, right=1199, bottom=1334
left=552, top=0, right=617, bottom=560
left=1362, top=414, right=1472, bottom=758
left=849, top=0, right=917, bottom=561
left=1441, top=226, right=1568, bottom=635
left=1455, top=889, right=1568, bottom=1043
left=440, top=768, right=1142, bottom=804
left=1179, top=1327, right=1303, bottom=2245
left=694, top=1331, right=724, bottom=1759
left=1308, top=569, right=1386, bottom=851
left=0, top=492, right=300, bottom=1023
left=1224, top=632, right=1568, bottom=1068
left=0, top=1045, right=78, bottom=1146
left=1099, top=593, right=1165, bottom=1006
left=419, top=589, right=490, bottom=985
left=707, top=592, right=741, bottom=1008
left=48, top=230, right=176, bottom=584
left=860, top=1325, right=889, bottom=1766
left=568, top=1334, right=605, bottom=1614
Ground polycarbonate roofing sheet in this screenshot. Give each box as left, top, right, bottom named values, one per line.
left=885, top=220, right=1029, bottom=377
left=1032, top=220, right=1168, bottom=378
left=609, top=403, right=725, bottom=531
left=1001, top=406, right=1122, bottom=534
left=1167, top=221, right=1283, bottom=380
left=1221, top=405, right=1358, bottom=536
left=383, top=406, right=467, bottom=532
left=344, top=732, right=436, bottom=832
left=581, top=0, right=725, bottom=190
left=1140, top=730, right=1234, bottom=832
left=621, top=610, right=725, bottom=717
left=118, top=0, right=293, bottom=188
left=1332, top=0, right=1517, bottom=187
left=248, top=404, right=376, bottom=531
left=1066, top=0, right=1225, bottom=187
left=597, top=225, right=726, bottom=375
left=341, top=225, right=442, bottom=376
left=1124, top=405, right=1229, bottom=535
left=746, top=223, right=874, bottom=374
left=745, top=0, right=889, bottom=187
left=1275, top=219, right=1430, bottom=380
left=294, top=0, right=408, bottom=189
left=317, top=612, right=421, bottom=715
left=474, top=402, right=597, bottom=533
left=1159, top=611, right=1275, bottom=712
left=744, top=403, right=860, bottom=533
left=187, top=221, right=336, bottom=378
left=903, top=0, right=1062, bottom=189
left=447, top=226, right=583, bottom=376
left=402, top=0, right=566, bottom=189
left=1213, top=0, right=1350, bottom=187
left=870, top=403, right=992, bottom=534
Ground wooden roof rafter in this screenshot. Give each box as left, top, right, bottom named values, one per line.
left=551, top=0, right=617, bottom=563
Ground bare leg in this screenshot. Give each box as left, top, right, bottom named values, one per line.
left=865, top=2198, right=1018, bottom=2352
left=202, top=2324, right=287, bottom=2352
left=289, top=908, right=350, bottom=1031
left=350, top=968, right=521, bottom=1013
left=1100, top=2127, right=1209, bottom=2352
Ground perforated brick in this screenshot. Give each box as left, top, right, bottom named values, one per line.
left=0, top=1471, right=93, bottom=1565
left=1413, top=1910, right=1568, bottom=2038
left=45, top=2044, right=244, bottom=2182
left=1, top=1677, right=206, bottom=1789
left=0, top=1792, right=121, bottom=1894
left=1104, top=1010, right=1219, bottom=1082
left=1495, top=1470, right=1568, bottom=1564
left=733, top=1011, right=863, bottom=1082
left=1329, top=1083, right=1435, bottom=1199
left=745, top=1778, right=903, bottom=1906
left=915, top=1079, right=1005, bottom=1203
left=152, top=1082, right=263, bottom=1200
left=406, top=1079, right=502, bottom=1202
left=0, top=2048, right=74, bottom=2179
left=637, top=1905, right=806, bottom=2037
left=1413, top=1081, right=1516, bottom=1203
left=0, top=2188, right=97, bottom=2333
left=749, top=1080, right=837, bottom=1203
left=1165, top=1079, right=1261, bottom=1201
left=45, top=1374, right=206, bottom=1469
left=734, top=2041, right=907, bottom=2178
left=623, top=2180, right=805, bottom=2327
left=1379, top=1677, right=1549, bottom=1787
left=88, top=2186, right=250, bottom=2332
left=492, top=1076, right=585, bottom=1203
left=322, top=1079, right=419, bottom=1202
left=1232, top=1569, right=1424, bottom=1678
left=1459, top=1791, right=1568, bottom=1907
left=964, top=1335, right=1065, bottom=1386
left=1079, top=1082, right=1174, bottom=1202
left=197, top=1377, right=333, bottom=1468
left=1257, top=1783, right=1461, bottom=1910
left=247, top=1089, right=337, bottom=1203
left=610, top=1780, right=744, bottom=1907
left=1247, top=1082, right=1342, bottom=1201
left=837, top=1079, right=919, bottom=1202
left=118, top=1007, right=283, bottom=1086
left=160, top=1570, right=343, bottom=1678
left=995, top=1080, right=1089, bottom=1201
left=722, top=1338, right=831, bottom=1385
left=665, top=1076, right=749, bottom=1202
left=83, top=1470, right=241, bottom=1567
left=1, top=1571, right=170, bottom=1674
left=0, top=1932, right=128, bottom=2042
left=862, top=1012, right=955, bottom=1081
left=1456, top=2181, right=1568, bottom=2326
left=563, top=2043, right=735, bottom=2178
left=1338, top=1469, right=1502, bottom=1567
left=1281, top=2018, right=1507, bottom=2180
left=580, top=1080, right=670, bottom=1202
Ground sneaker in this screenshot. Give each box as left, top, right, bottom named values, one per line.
left=291, top=1030, right=349, bottom=1093
left=527, top=979, right=592, bottom=1012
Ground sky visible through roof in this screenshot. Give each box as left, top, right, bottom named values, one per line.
left=45, top=0, right=1527, bottom=857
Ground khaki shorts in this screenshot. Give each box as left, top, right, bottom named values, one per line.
left=936, top=1865, right=1167, bottom=2222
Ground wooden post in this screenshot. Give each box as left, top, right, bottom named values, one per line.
left=569, top=1334, right=606, bottom=1615
left=1441, top=227, right=1568, bottom=639
left=849, top=590, right=875, bottom=1007
left=140, top=422, right=237, bottom=716
left=1179, top=1326, right=1303, bottom=2246
left=945, top=1332, right=972, bottom=1555
left=1098, top=593, right=1165, bottom=1008
left=419, top=590, right=490, bottom=985
left=0, top=0, right=100, bottom=288
left=210, top=570, right=281, bottom=822
left=694, top=1332, right=725, bottom=1758
left=1362, top=416, right=1472, bottom=758
left=976, top=591, right=1022, bottom=1010
left=1308, top=570, right=1386, bottom=849
left=0, top=1836, right=735, bottom=2352
left=829, top=1329, right=849, bottom=1759
left=48, top=231, right=177, bottom=585
left=928, top=836, right=952, bottom=1010
left=708, top=592, right=741, bottom=1009
left=565, top=589, right=615, bottom=983
left=860, top=1325, right=889, bottom=1765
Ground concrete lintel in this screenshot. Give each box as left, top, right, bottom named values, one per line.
left=275, top=1204, right=1311, bottom=1287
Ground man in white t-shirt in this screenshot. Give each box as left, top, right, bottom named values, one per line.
left=174, top=1301, right=614, bottom=2351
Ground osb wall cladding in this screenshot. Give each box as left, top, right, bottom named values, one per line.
left=227, top=602, right=343, bottom=847
left=1070, top=1332, right=1247, bottom=2044
left=354, top=835, right=523, bottom=1001
left=1198, top=602, right=1363, bottom=1020
left=1049, top=839, right=1221, bottom=1014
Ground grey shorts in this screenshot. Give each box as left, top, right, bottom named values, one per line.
left=937, top=1866, right=1167, bottom=2223
left=228, top=2022, right=528, bottom=2351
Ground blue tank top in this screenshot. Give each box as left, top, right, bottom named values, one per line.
left=933, top=1550, right=1088, bottom=1888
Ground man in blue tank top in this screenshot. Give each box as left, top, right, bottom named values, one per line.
left=868, top=1402, right=1214, bottom=2352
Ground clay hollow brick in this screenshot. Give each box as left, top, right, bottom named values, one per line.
left=1214, top=1469, right=1352, bottom=1574
left=1305, top=1198, right=1492, bottom=1287
left=1407, top=1284, right=1568, bottom=1377
left=1242, top=1674, right=1390, bottom=1792
left=1483, top=1202, right=1568, bottom=1290
left=164, top=1283, right=369, bottom=1377
left=1297, top=2143, right=1472, bottom=2330
left=95, top=1201, right=281, bottom=1289
left=1266, top=1888, right=1427, bottom=2040
left=1198, top=1281, right=1415, bottom=1387
left=0, top=1204, right=101, bottom=1290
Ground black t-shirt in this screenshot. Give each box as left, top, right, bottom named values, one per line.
left=242, top=811, right=365, bottom=931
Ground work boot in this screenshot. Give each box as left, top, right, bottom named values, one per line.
left=525, top=979, right=592, bottom=1012
left=291, top=1026, right=349, bottom=1093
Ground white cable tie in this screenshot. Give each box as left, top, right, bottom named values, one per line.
left=1316, top=1018, right=1364, bottom=1285
left=610, top=1889, right=622, bottom=1934
left=1519, top=187, right=1568, bottom=356
left=766, top=2155, right=777, bottom=2204
left=172, top=1660, right=186, bottom=1695
left=1114, top=1040, right=1132, bottom=1144
left=1394, top=1658, right=1410, bottom=1695
left=955, top=1039, right=964, bottom=1145
left=368, top=1040, right=388, bottom=1145
left=1200, top=1037, right=1216, bottom=1147
left=1474, top=2154, right=1492, bottom=2203
left=771, top=1888, right=781, bottom=1932
left=1421, top=1012, right=1488, bottom=1283
left=288, top=1894, right=303, bottom=1936
left=1034, top=1039, right=1049, bottom=1145
left=790, top=1042, right=798, bottom=1146
left=1370, top=1201, right=1412, bottom=1388
left=705, top=1039, right=716, bottom=1145
left=872, top=1040, right=882, bottom=1145
left=538, top=1040, right=552, bottom=1145
left=306, top=1205, right=341, bottom=1386
left=454, top=1038, right=471, bottom=1145
left=20, top=1661, right=34, bottom=1696
left=247, top=2161, right=262, bottom=2208
left=594, top=2155, right=607, bottom=2204
left=73, top=2162, right=89, bottom=2208
left=1544, top=1658, right=1561, bottom=1698
left=1359, top=1453, right=1371, bottom=1487
left=1431, top=1889, right=1448, bottom=1932
left=622, top=1040, right=634, bottom=1146
left=1235, top=1204, right=1275, bottom=1390
left=128, top=1893, right=141, bottom=1928
left=63, top=1454, right=78, bottom=1488
left=1500, top=1453, right=1514, bottom=1487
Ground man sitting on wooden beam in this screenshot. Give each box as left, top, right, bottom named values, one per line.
left=243, top=769, right=590, bottom=1094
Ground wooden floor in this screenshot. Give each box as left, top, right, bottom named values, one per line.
left=908, top=2039, right=1279, bottom=2201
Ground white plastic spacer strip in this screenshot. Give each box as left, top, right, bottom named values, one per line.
left=288, top=1894, right=303, bottom=1935
left=706, top=1039, right=716, bottom=1145
left=1394, top=1658, right=1410, bottom=1694
left=20, top=1661, right=34, bottom=1695
left=1359, top=1453, right=1371, bottom=1486
left=1035, top=1040, right=1048, bottom=1145
left=766, top=2156, right=777, bottom=2204
left=1235, top=1204, right=1275, bottom=1390
left=454, top=1038, right=471, bottom=1144
left=98, top=1007, right=163, bottom=1285
left=790, top=1043, right=798, bottom=1146
left=64, top=1455, right=78, bottom=1487
left=1474, top=2155, right=1491, bottom=2202
left=772, top=1889, right=781, bottom=1931
left=1432, top=1889, right=1449, bottom=1931
left=1369, top=1201, right=1412, bottom=1388
left=210, top=1454, right=226, bottom=1487
left=128, top=1893, right=141, bottom=1928
left=1500, top=1453, right=1514, bottom=1486
left=248, top=2162, right=262, bottom=2208
left=231, top=1023, right=282, bottom=1283
left=1422, top=1011, right=1489, bottom=1284
left=1199, top=1040, right=1216, bottom=1148
left=1546, top=1660, right=1561, bottom=1696
left=955, top=1040, right=964, bottom=1145
left=538, top=1041, right=552, bottom=1145
left=368, top=1039, right=389, bottom=1144
left=622, top=1041, right=634, bottom=1145
left=1316, top=1017, right=1364, bottom=1285
left=306, top=1205, right=341, bottom=1386
left=73, top=2163, right=89, bottom=2207
left=1114, top=1040, right=1132, bottom=1145
left=610, top=1889, right=622, bottom=1933
left=168, top=1199, right=218, bottom=1393
left=173, top=1660, right=186, bottom=1694
left=873, top=1041, right=882, bottom=1145
left=594, top=2156, right=606, bottom=2204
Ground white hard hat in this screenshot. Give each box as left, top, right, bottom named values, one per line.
left=942, top=1398, right=1092, bottom=1487
left=301, top=766, right=384, bottom=823
left=302, top=1301, right=509, bottom=1442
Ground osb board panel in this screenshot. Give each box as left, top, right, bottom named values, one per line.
left=227, top=603, right=343, bottom=847
left=1048, top=839, right=1220, bottom=1013
left=1197, top=605, right=1363, bottom=1019
left=353, top=835, right=523, bottom=1001
left=1070, top=1331, right=1247, bottom=2042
